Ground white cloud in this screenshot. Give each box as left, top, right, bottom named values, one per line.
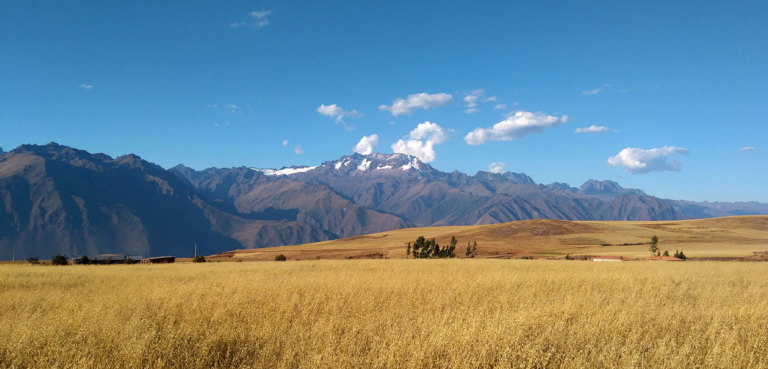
left=582, top=88, right=602, bottom=95
left=379, top=92, right=453, bottom=117
left=462, top=89, right=489, bottom=113
left=294, top=145, right=304, bottom=155
left=494, top=104, right=507, bottom=110
left=391, top=121, right=452, bottom=162
left=249, top=10, right=272, bottom=27
left=485, top=96, right=497, bottom=102
left=737, top=146, right=755, bottom=152
left=607, top=146, right=689, bottom=174
left=464, top=93, right=481, bottom=108
left=618, top=89, right=630, bottom=93
left=214, top=121, right=231, bottom=127
left=282, top=140, right=289, bottom=147
left=206, top=103, right=239, bottom=113
left=231, top=10, right=272, bottom=28
left=575, top=125, right=615, bottom=134
left=464, top=111, right=567, bottom=145
left=488, top=162, right=506, bottom=174
left=317, top=104, right=361, bottom=130
left=353, top=134, right=379, bottom=155
left=79, top=84, right=93, bottom=89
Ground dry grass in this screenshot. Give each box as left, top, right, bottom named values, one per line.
left=217, top=216, right=768, bottom=261
left=2, top=260, right=768, bottom=368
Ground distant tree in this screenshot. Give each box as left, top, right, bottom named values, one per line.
left=77, top=256, right=90, bottom=265
left=413, top=236, right=425, bottom=258
left=447, top=236, right=457, bottom=258
left=406, top=243, right=411, bottom=258
left=649, top=235, right=659, bottom=256
left=663, top=250, right=669, bottom=257
left=274, top=254, right=287, bottom=261
left=51, top=254, right=68, bottom=266
left=125, top=258, right=140, bottom=265
left=471, top=241, right=478, bottom=255
left=192, top=255, right=206, bottom=263
left=673, top=250, right=687, bottom=260
left=27, top=256, right=39, bottom=265
left=466, top=242, right=471, bottom=256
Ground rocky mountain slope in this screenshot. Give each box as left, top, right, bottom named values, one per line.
left=1, top=144, right=765, bottom=260
left=0, top=144, right=371, bottom=260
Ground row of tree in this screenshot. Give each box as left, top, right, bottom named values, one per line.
left=406, top=236, right=478, bottom=259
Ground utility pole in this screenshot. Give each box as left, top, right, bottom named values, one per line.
left=194, top=244, right=197, bottom=258
left=12, top=244, right=15, bottom=262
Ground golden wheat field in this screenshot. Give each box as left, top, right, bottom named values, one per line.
left=2, top=260, right=768, bottom=368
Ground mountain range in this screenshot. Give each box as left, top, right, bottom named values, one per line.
left=1, top=143, right=766, bottom=260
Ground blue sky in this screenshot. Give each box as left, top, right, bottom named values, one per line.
left=1, top=0, right=766, bottom=202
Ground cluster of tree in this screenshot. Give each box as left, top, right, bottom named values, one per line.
left=192, top=255, right=206, bottom=263
left=26, top=254, right=70, bottom=265
left=275, top=254, right=287, bottom=261
left=407, top=236, right=458, bottom=258
left=652, top=236, right=687, bottom=260
left=51, top=254, right=68, bottom=265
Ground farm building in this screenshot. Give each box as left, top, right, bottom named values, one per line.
left=141, top=256, right=176, bottom=264
left=592, top=256, right=630, bottom=262
left=646, top=256, right=683, bottom=261
left=92, top=254, right=127, bottom=264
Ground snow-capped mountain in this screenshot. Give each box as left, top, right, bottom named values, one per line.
left=2, top=144, right=765, bottom=260
left=323, top=153, right=433, bottom=173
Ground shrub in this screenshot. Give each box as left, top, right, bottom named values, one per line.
left=125, top=258, right=140, bottom=265
left=673, top=250, right=687, bottom=260
left=192, top=255, right=206, bottom=263
left=275, top=254, right=287, bottom=261
left=51, top=254, right=68, bottom=266
left=77, top=256, right=91, bottom=265
left=27, top=256, right=39, bottom=265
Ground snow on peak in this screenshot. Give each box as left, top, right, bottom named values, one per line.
left=251, top=166, right=317, bottom=176
left=328, top=153, right=427, bottom=172
left=357, top=159, right=371, bottom=171
left=401, top=156, right=425, bottom=171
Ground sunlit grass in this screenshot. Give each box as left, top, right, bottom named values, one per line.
left=1, top=260, right=767, bottom=368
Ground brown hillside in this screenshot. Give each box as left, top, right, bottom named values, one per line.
left=211, top=216, right=768, bottom=261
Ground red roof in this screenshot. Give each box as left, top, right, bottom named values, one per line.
left=646, top=256, right=683, bottom=261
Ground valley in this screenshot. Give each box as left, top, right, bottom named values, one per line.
left=212, top=216, right=768, bottom=261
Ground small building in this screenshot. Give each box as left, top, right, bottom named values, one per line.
left=92, top=254, right=127, bottom=264
left=141, top=256, right=176, bottom=264
left=592, top=256, right=629, bottom=262
left=646, top=256, right=683, bottom=262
